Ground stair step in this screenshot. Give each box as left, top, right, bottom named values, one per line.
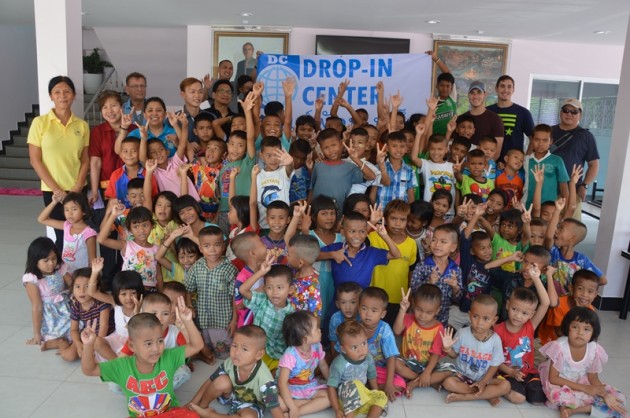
left=0, top=178, right=42, bottom=190
left=5, top=146, right=29, bottom=158
left=0, top=156, right=31, bottom=169
left=0, top=167, right=40, bottom=181
left=11, top=136, right=28, bottom=147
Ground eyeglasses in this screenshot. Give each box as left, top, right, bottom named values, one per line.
left=216, top=89, right=233, bottom=95
left=127, top=84, right=146, bottom=90
left=561, top=108, right=580, bottom=115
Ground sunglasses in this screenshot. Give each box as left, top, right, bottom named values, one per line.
left=561, top=108, right=580, bottom=115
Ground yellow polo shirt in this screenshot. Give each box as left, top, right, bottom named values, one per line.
left=27, top=110, right=89, bottom=191
left=369, top=231, right=417, bottom=304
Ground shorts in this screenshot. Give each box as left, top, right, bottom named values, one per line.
left=454, top=373, right=475, bottom=385
left=262, top=353, right=279, bottom=372
left=448, top=305, right=471, bottom=330
left=218, top=393, right=264, bottom=418
left=503, top=373, right=546, bottom=404
left=375, top=366, right=406, bottom=390
left=397, top=358, right=458, bottom=375
left=337, top=380, right=388, bottom=416
left=201, top=328, right=232, bottom=359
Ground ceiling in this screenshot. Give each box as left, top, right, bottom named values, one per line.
left=1, top=0, right=629, bottom=45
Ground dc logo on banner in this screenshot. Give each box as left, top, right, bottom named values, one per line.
left=257, top=55, right=299, bottom=106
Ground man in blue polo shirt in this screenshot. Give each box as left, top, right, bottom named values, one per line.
left=319, top=212, right=401, bottom=289
left=122, top=72, right=147, bottom=126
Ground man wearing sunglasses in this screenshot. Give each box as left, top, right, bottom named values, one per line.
left=551, top=99, right=600, bottom=220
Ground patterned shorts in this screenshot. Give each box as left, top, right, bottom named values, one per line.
left=337, top=380, right=388, bottom=416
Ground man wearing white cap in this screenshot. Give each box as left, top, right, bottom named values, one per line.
left=551, top=98, right=600, bottom=219
left=461, top=80, right=504, bottom=160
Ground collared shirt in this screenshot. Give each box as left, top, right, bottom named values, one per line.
left=89, top=122, right=129, bottom=188
left=175, top=107, right=212, bottom=144
left=244, top=291, right=295, bottom=359
left=184, top=257, right=237, bottom=329
left=321, top=242, right=389, bottom=289
left=208, top=105, right=238, bottom=139
left=27, top=110, right=89, bottom=191
left=376, top=159, right=418, bottom=207
left=104, top=164, right=158, bottom=208
left=152, top=153, right=200, bottom=200
left=410, top=256, right=463, bottom=325
left=122, top=98, right=146, bottom=126
left=127, top=121, right=178, bottom=158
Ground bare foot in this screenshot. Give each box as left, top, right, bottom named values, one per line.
left=406, top=378, right=420, bottom=398
left=445, top=393, right=464, bottom=404
left=560, top=407, right=571, bottom=418
left=488, top=397, right=501, bottom=407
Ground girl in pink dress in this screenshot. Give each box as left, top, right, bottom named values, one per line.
left=539, top=307, right=626, bottom=418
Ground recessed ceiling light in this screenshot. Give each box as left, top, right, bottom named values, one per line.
left=242, top=20, right=249, bottom=24
left=81, top=12, right=88, bottom=16
left=241, top=12, right=253, bottom=17
left=594, top=30, right=611, bottom=35
left=426, top=20, right=440, bottom=24
left=476, top=30, right=485, bottom=34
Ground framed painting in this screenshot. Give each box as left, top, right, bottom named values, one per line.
left=213, top=31, right=289, bottom=81
left=432, top=40, right=509, bottom=114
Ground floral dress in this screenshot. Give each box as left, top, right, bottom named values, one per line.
left=540, top=336, right=626, bottom=417
left=22, top=265, right=71, bottom=341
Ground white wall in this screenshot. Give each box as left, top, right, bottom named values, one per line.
left=509, top=39, right=624, bottom=105
left=93, top=27, right=187, bottom=106
left=0, top=24, right=38, bottom=146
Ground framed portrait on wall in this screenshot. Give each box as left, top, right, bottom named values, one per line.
left=432, top=40, right=509, bottom=114
left=213, top=31, right=289, bottom=81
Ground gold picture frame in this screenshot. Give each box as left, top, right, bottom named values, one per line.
left=432, top=40, right=509, bottom=113
left=213, top=31, right=289, bottom=81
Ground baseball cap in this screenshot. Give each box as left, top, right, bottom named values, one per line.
left=468, top=80, right=485, bottom=93
left=562, top=98, right=582, bottom=111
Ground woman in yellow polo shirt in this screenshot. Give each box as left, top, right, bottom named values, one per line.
left=28, top=76, right=90, bottom=249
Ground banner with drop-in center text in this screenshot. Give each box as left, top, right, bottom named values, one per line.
left=256, top=53, right=433, bottom=127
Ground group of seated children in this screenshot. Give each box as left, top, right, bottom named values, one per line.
left=23, top=76, right=626, bottom=418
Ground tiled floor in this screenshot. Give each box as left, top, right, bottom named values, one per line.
left=1, top=195, right=628, bottom=417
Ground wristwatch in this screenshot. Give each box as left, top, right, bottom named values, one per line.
left=580, top=183, right=589, bottom=189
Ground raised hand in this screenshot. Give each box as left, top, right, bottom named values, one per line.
left=375, top=81, right=384, bottom=97
left=440, top=327, right=457, bottom=350
left=368, top=221, right=388, bottom=238
left=375, top=143, right=388, bottom=164
left=446, top=115, right=458, bottom=134
left=444, top=270, right=459, bottom=290
left=166, top=112, right=179, bottom=128
left=475, top=203, right=487, bottom=217
left=570, top=164, right=584, bottom=185
left=132, top=294, right=143, bottom=316
left=511, top=251, right=524, bottom=263
left=178, top=163, right=190, bottom=178
left=415, top=122, right=426, bottom=137
left=429, top=266, right=441, bottom=284
left=121, top=109, right=133, bottom=129
left=91, top=257, right=105, bottom=274
left=399, top=288, right=412, bottom=312
left=305, top=151, right=314, bottom=171
left=170, top=224, right=190, bottom=240
left=282, top=76, right=296, bottom=97
left=229, top=167, right=240, bottom=181
left=343, top=137, right=362, bottom=160
left=177, top=111, right=189, bottom=127
left=521, top=203, right=533, bottom=224
left=453, top=156, right=463, bottom=174
left=315, top=95, right=325, bottom=112
left=391, top=91, right=403, bottom=108
left=531, top=164, right=545, bottom=184
left=202, top=74, right=213, bottom=90
left=80, top=319, right=98, bottom=345
left=369, top=203, right=384, bottom=225
left=426, top=96, right=439, bottom=111
left=260, top=252, right=276, bottom=274
left=555, top=197, right=566, bottom=212
left=274, top=149, right=293, bottom=166
left=238, top=91, right=256, bottom=112
left=176, top=296, right=193, bottom=322
left=301, top=205, right=312, bottom=231
left=138, top=120, right=150, bottom=140
left=252, top=82, right=264, bottom=97
left=331, top=248, right=352, bottom=266
left=145, top=159, right=158, bottom=173
left=251, top=164, right=260, bottom=178
left=527, top=262, right=541, bottom=281
left=338, top=79, right=350, bottom=97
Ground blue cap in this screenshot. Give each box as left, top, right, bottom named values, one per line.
left=468, top=80, right=485, bottom=93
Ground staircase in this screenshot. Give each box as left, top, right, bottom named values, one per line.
left=0, top=93, right=111, bottom=190
left=0, top=105, right=41, bottom=189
